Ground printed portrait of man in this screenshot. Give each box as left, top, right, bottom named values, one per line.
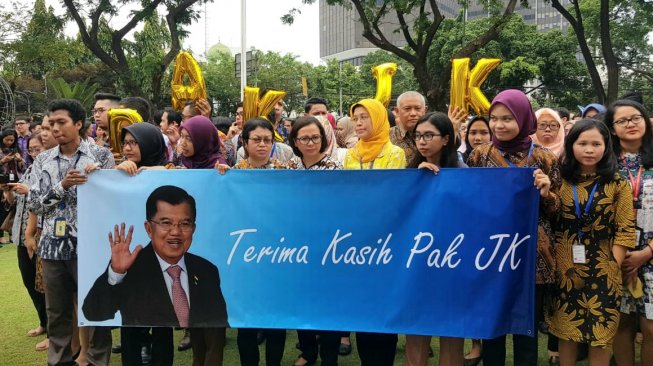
left=82, top=185, right=228, bottom=328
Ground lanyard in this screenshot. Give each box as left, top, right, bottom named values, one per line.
left=627, top=166, right=644, bottom=203
left=499, top=142, right=534, bottom=168
left=573, top=182, right=599, bottom=241
left=56, top=152, right=82, bottom=181
left=270, top=142, right=277, bottom=158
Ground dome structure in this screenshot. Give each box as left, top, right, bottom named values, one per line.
left=207, top=42, right=232, bottom=60
left=0, top=78, right=15, bottom=127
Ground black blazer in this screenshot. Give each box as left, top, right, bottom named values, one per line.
left=82, top=243, right=228, bottom=327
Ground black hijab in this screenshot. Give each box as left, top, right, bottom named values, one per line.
left=120, top=123, right=167, bottom=168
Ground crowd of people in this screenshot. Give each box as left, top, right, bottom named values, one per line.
left=3, top=88, right=653, bottom=366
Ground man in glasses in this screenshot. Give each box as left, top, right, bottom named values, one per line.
left=83, top=185, right=229, bottom=364
left=92, top=93, right=121, bottom=147
left=15, top=115, right=32, bottom=165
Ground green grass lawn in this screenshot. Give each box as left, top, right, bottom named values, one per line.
left=0, top=243, right=592, bottom=365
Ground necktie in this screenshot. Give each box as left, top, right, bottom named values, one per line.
left=166, top=265, right=189, bottom=327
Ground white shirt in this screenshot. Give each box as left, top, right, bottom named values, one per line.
left=107, top=252, right=190, bottom=308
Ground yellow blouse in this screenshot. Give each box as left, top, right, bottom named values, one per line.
left=343, top=141, right=406, bottom=170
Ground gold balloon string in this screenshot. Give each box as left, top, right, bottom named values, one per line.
left=171, top=51, right=207, bottom=110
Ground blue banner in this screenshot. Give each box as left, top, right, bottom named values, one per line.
left=78, top=168, right=539, bottom=338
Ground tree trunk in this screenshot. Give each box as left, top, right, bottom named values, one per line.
left=550, top=0, right=607, bottom=104
left=600, top=0, right=619, bottom=104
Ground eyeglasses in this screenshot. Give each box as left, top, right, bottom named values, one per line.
left=122, top=140, right=138, bottom=147
left=91, top=108, right=107, bottom=115
left=248, top=137, right=273, bottom=145
left=236, top=111, right=244, bottom=116
left=27, top=147, right=42, bottom=153
left=536, top=122, right=560, bottom=131
left=413, top=132, right=442, bottom=142
left=148, top=219, right=195, bottom=233
left=296, top=135, right=321, bottom=145
left=614, top=114, right=644, bottom=127
left=351, top=115, right=371, bottom=123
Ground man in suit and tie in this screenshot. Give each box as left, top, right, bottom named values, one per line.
left=82, top=185, right=228, bottom=365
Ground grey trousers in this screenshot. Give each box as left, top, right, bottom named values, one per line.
left=42, top=259, right=112, bottom=366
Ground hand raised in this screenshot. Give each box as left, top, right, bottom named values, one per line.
left=108, top=223, right=143, bottom=274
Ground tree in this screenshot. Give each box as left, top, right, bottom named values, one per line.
left=62, top=0, right=208, bottom=105
left=48, top=77, right=100, bottom=111
left=284, top=0, right=525, bottom=111
left=203, top=49, right=240, bottom=116
left=548, top=0, right=653, bottom=104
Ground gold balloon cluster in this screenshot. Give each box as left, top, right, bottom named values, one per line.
left=107, top=108, right=143, bottom=153
left=171, top=52, right=207, bottom=111
left=372, top=63, right=397, bottom=108
left=449, top=58, right=501, bottom=115
left=243, top=86, right=287, bottom=142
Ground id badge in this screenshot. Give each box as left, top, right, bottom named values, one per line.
left=645, top=303, right=653, bottom=320
left=9, top=173, right=15, bottom=182
left=572, top=244, right=586, bottom=264
left=54, top=217, right=67, bottom=238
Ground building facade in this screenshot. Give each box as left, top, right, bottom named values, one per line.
left=320, top=0, right=570, bottom=64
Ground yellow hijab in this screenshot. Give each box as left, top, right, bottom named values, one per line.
left=349, top=99, right=390, bottom=163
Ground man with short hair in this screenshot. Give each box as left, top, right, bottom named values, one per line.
left=120, top=97, right=152, bottom=123
left=15, top=115, right=32, bottom=165
left=28, top=99, right=115, bottom=366
left=391, top=91, right=427, bottom=164
left=92, top=93, right=121, bottom=132
left=304, top=97, right=329, bottom=117
left=92, top=93, right=121, bottom=147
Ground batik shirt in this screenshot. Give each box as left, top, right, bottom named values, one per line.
left=389, top=126, right=416, bottom=166
left=27, top=140, right=115, bottom=260
left=291, top=155, right=342, bottom=170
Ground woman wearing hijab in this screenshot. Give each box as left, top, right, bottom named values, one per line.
left=532, top=108, right=565, bottom=158
left=467, top=89, right=561, bottom=366
left=179, top=116, right=226, bottom=169
left=342, top=98, right=404, bottom=365
left=581, top=103, right=607, bottom=119
left=336, top=117, right=358, bottom=149
left=116, top=123, right=172, bottom=175
left=344, top=99, right=406, bottom=170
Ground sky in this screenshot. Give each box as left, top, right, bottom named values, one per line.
left=44, top=0, right=322, bottom=64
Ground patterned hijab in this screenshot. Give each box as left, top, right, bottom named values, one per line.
left=179, top=116, right=225, bottom=169
left=490, top=89, right=536, bottom=154
left=532, top=108, right=565, bottom=158
left=349, top=99, right=390, bottom=163
left=336, top=117, right=357, bottom=148
left=121, top=123, right=167, bottom=168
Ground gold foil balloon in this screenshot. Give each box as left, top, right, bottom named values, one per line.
left=242, top=86, right=287, bottom=142
left=242, top=86, right=260, bottom=123
left=468, top=58, right=501, bottom=115
left=449, top=58, right=501, bottom=115
left=449, top=58, right=470, bottom=113
left=107, top=108, right=143, bottom=153
left=171, top=52, right=207, bottom=110
left=372, top=63, right=397, bottom=108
